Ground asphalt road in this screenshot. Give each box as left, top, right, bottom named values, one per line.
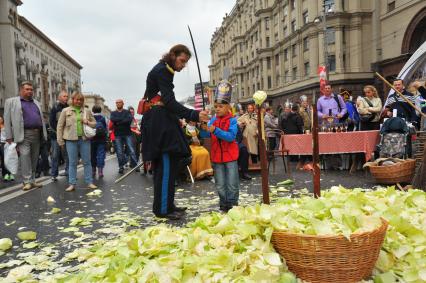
left=0, top=154, right=378, bottom=278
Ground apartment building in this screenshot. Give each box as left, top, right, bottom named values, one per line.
left=0, top=0, right=82, bottom=113
left=209, top=0, right=426, bottom=107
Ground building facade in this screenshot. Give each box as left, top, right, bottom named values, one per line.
left=209, top=0, right=426, bottom=107
left=0, top=0, right=82, bottom=113
left=83, top=92, right=111, bottom=118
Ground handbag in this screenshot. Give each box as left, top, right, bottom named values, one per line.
left=359, top=97, right=375, bottom=122
left=83, top=110, right=96, bottom=138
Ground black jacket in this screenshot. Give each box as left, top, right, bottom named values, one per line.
left=281, top=112, right=304, bottom=135
left=49, top=101, right=68, bottom=139
left=110, top=110, right=132, bottom=137
left=145, top=61, right=199, bottom=122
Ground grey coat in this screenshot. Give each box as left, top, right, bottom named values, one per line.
left=4, top=96, right=47, bottom=143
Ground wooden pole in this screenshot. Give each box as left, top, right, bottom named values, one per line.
left=257, top=105, right=270, bottom=204
left=375, top=72, right=426, bottom=117
left=312, top=93, right=321, bottom=198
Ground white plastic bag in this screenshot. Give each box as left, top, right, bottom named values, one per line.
left=4, top=142, right=19, bottom=175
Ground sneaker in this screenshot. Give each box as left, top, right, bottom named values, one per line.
left=65, top=185, right=75, bottom=192
left=59, top=172, right=68, bottom=177
left=118, top=168, right=124, bottom=174
left=8, top=174, right=14, bottom=181
left=51, top=176, right=58, bottom=182
left=3, top=174, right=9, bottom=181
left=22, top=183, right=32, bottom=191
left=31, top=182, right=43, bottom=188
left=87, top=183, right=97, bottom=190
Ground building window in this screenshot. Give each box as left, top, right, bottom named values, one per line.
left=255, top=31, right=258, bottom=41
left=266, top=37, right=270, bottom=47
left=265, top=17, right=270, bottom=30
left=291, top=20, right=296, bottom=32
left=284, top=48, right=288, bottom=61
left=283, top=26, right=288, bottom=37
left=284, top=5, right=288, bottom=16
left=267, top=76, right=272, bottom=89
left=304, top=62, right=310, bottom=76
left=290, top=0, right=296, bottom=10
left=275, top=54, right=279, bottom=66
left=240, top=42, right=243, bottom=52
left=303, top=37, right=309, bottom=51
left=292, top=44, right=297, bottom=57
left=324, top=0, right=335, bottom=9
left=275, top=74, right=280, bottom=86
left=267, top=57, right=272, bottom=69
left=274, top=32, right=278, bottom=43
left=328, top=55, right=336, bottom=71
left=284, top=70, right=289, bottom=82
left=240, top=58, right=243, bottom=66
left=387, top=1, right=395, bottom=12
left=326, top=28, right=335, bottom=44
left=303, top=11, right=309, bottom=25
left=292, top=67, right=297, bottom=80
left=274, top=13, right=278, bottom=25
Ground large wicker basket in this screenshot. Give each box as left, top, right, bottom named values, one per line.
left=369, top=159, right=416, bottom=184
left=271, top=218, right=388, bottom=283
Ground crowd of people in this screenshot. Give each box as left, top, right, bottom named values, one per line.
left=0, top=43, right=425, bottom=221
left=0, top=81, right=144, bottom=192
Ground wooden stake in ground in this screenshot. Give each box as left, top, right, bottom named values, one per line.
left=257, top=105, right=270, bottom=204
left=312, top=93, right=321, bottom=198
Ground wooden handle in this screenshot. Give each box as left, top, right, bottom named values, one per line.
left=375, top=72, right=426, bottom=118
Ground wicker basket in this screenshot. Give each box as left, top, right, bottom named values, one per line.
left=271, top=218, right=388, bottom=283
left=369, top=159, right=416, bottom=184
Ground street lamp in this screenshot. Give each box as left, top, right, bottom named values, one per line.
left=314, top=4, right=334, bottom=82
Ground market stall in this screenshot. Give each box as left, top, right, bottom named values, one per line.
left=282, top=130, right=380, bottom=162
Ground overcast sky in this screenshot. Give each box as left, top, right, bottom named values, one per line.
left=19, top=0, right=235, bottom=111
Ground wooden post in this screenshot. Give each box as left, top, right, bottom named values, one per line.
left=257, top=105, right=270, bottom=204
left=312, top=93, right=321, bottom=198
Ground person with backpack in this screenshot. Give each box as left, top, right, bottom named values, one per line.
left=91, top=105, right=108, bottom=178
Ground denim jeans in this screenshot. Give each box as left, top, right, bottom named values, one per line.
left=212, top=161, right=240, bottom=209
left=115, top=135, right=138, bottom=169
left=91, top=141, right=106, bottom=168
left=51, top=139, right=68, bottom=177
left=66, top=139, right=92, bottom=185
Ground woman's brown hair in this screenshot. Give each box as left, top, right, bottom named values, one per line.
left=161, top=44, right=192, bottom=68
left=71, top=92, right=85, bottom=106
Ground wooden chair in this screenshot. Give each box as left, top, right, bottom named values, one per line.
left=266, top=130, right=291, bottom=176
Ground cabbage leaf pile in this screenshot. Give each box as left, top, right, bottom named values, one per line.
left=1, top=186, right=425, bottom=282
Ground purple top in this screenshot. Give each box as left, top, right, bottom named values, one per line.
left=20, top=98, right=42, bottom=129
left=317, top=94, right=347, bottom=119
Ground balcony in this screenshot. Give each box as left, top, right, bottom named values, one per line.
left=16, top=55, right=25, bottom=65
left=14, top=39, right=24, bottom=50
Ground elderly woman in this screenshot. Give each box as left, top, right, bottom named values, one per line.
left=57, top=93, right=97, bottom=192
left=356, top=85, right=382, bottom=131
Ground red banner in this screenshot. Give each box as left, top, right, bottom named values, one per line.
left=318, top=65, right=327, bottom=95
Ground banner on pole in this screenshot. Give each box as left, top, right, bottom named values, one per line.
left=318, top=65, right=327, bottom=95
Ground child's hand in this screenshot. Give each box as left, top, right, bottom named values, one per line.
left=209, top=125, right=216, bottom=133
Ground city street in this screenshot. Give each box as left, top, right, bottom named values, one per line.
left=0, top=154, right=378, bottom=278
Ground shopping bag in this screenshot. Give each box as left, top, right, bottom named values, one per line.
left=4, top=142, right=19, bottom=174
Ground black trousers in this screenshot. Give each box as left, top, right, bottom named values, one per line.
left=153, top=153, right=178, bottom=216
left=238, top=146, right=249, bottom=174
